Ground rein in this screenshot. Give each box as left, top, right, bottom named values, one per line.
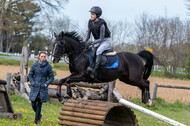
left=61, top=37, right=91, bottom=66
left=69, top=47, right=90, bottom=66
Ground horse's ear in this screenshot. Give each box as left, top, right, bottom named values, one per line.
left=54, top=32, right=57, bottom=38
left=60, top=31, right=64, bottom=37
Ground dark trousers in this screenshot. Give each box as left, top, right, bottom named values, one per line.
left=31, top=98, right=42, bottom=121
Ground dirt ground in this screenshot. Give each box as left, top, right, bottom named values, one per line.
left=1, top=65, right=190, bottom=104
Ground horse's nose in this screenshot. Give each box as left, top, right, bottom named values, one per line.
left=51, top=56, right=54, bottom=62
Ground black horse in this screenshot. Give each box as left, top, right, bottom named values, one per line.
left=52, top=31, right=154, bottom=106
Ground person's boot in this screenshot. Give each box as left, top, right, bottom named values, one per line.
left=87, top=49, right=97, bottom=73
left=90, top=54, right=101, bottom=79
left=37, top=114, right=43, bottom=124
left=33, top=119, right=38, bottom=125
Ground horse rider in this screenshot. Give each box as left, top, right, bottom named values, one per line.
left=83, top=6, right=111, bottom=78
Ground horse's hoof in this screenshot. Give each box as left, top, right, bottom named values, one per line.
left=146, top=99, right=155, bottom=107
left=58, top=97, right=63, bottom=102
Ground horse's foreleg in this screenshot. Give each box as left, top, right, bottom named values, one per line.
left=65, top=74, right=86, bottom=97
left=66, top=83, right=72, bottom=97
left=56, top=78, right=67, bottom=102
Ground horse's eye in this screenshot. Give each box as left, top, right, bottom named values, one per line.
left=58, top=42, right=63, bottom=46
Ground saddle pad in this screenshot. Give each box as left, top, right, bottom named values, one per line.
left=101, top=55, right=119, bottom=69
left=106, top=51, right=117, bottom=56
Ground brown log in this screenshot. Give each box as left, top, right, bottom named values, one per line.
left=12, top=74, right=108, bottom=89
left=61, top=106, right=106, bottom=116
left=10, top=83, right=21, bottom=95
left=64, top=103, right=108, bottom=111
left=58, top=115, right=104, bottom=125
left=59, top=110, right=105, bottom=120
left=48, top=87, right=66, bottom=97
left=24, top=82, right=30, bottom=95
left=67, top=99, right=115, bottom=107
left=58, top=120, right=97, bottom=126
left=21, top=93, right=30, bottom=102
left=52, top=79, right=103, bottom=89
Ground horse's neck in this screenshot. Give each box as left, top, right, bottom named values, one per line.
left=68, top=50, right=82, bottom=64
left=68, top=47, right=89, bottom=67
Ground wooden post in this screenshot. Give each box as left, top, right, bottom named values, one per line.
left=151, top=84, right=158, bottom=100
left=108, top=80, right=116, bottom=102
left=6, top=73, right=11, bottom=94
left=20, top=46, right=29, bottom=94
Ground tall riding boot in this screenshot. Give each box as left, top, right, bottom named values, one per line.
left=90, top=54, right=101, bottom=79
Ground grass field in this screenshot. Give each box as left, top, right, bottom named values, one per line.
left=0, top=58, right=69, bottom=71
left=0, top=95, right=189, bottom=126
left=130, top=98, right=190, bottom=126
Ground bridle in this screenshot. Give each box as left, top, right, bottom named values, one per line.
left=52, top=36, right=90, bottom=66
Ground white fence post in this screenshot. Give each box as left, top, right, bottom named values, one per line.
left=151, top=84, right=158, bottom=100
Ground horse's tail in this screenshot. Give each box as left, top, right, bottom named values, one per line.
left=137, top=50, right=154, bottom=80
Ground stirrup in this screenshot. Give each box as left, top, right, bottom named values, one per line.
left=87, top=66, right=93, bottom=73
left=90, top=70, right=97, bottom=79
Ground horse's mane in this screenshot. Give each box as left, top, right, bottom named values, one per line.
left=64, top=31, right=82, bottom=43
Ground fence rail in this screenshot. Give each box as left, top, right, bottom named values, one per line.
left=151, top=84, right=190, bottom=100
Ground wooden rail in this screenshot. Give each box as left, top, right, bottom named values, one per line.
left=151, top=84, right=190, bottom=100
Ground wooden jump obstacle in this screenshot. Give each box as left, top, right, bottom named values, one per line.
left=151, top=84, right=190, bottom=100
left=58, top=99, right=138, bottom=126
left=0, top=79, right=22, bottom=119
left=12, top=73, right=116, bottom=102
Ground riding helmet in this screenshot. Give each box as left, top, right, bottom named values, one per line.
left=89, top=6, right=102, bottom=17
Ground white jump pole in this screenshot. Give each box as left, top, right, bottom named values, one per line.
left=113, top=88, right=186, bottom=126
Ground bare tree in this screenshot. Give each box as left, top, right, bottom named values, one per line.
left=106, top=19, right=133, bottom=52
left=134, top=14, right=188, bottom=76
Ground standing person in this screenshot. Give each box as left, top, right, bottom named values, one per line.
left=29, top=51, right=54, bottom=124
left=83, top=6, right=111, bottom=78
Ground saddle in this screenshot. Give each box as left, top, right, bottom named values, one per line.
left=89, top=47, right=118, bottom=68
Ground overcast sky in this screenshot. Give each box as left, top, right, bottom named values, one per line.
left=62, top=0, right=189, bottom=28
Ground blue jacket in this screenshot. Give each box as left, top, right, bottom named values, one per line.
left=29, top=61, right=54, bottom=102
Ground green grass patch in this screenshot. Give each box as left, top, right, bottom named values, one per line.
left=151, top=71, right=189, bottom=80
left=0, top=58, right=69, bottom=71
left=0, top=54, right=11, bottom=56
left=0, top=58, right=34, bottom=66
left=50, top=62, right=69, bottom=71
left=128, top=98, right=190, bottom=126
left=0, top=94, right=62, bottom=126
left=0, top=95, right=189, bottom=126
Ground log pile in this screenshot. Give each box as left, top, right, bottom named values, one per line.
left=11, top=73, right=113, bottom=102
